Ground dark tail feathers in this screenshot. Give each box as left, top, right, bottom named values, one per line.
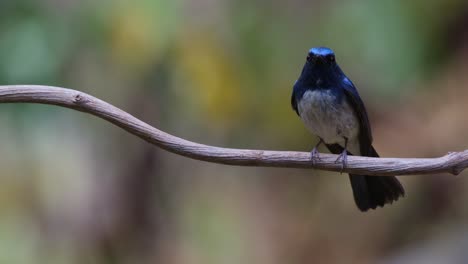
left=349, top=145, right=404, bottom=211
left=325, top=143, right=405, bottom=211
left=349, top=174, right=404, bottom=211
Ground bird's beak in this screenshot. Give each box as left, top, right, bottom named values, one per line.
left=316, top=56, right=326, bottom=63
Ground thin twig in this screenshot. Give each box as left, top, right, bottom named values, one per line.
left=0, top=85, right=466, bottom=176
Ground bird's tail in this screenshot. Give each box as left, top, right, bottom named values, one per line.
left=349, top=146, right=404, bottom=211
left=349, top=174, right=404, bottom=211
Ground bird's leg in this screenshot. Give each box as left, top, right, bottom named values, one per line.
left=310, top=138, right=324, bottom=165
left=335, top=137, right=348, bottom=172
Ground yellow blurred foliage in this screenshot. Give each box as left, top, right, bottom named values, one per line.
left=175, top=32, right=243, bottom=124
left=109, top=4, right=166, bottom=70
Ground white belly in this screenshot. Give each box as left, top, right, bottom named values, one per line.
left=298, top=89, right=361, bottom=155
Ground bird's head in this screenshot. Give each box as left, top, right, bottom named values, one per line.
left=298, top=47, right=343, bottom=86
left=306, top=47, right=336, bottom=66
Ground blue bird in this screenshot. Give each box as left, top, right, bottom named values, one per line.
left=291, top=47, right=404, bottom=211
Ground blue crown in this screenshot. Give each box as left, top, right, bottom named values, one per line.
left=309, top=47, right=334, bottom=56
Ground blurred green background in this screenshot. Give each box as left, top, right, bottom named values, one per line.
left=1, top=0, right=468, bottom=263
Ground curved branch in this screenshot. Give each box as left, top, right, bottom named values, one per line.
left=0, top=85, right=466, bottom=176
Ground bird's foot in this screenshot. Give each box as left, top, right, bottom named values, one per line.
left=334, top=150, right=348, bottom=173
left=310, top=147, right=321, bottom=165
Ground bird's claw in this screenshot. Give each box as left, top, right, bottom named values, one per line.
left=310, top=147, right=321, bottom=165
left=334, top=151, right=348, bottom=173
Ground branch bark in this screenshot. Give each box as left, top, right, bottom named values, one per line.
left=0, top=85, right=466, bottom=176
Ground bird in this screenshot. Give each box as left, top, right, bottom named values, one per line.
left=290, top=47, right=404, bottom=211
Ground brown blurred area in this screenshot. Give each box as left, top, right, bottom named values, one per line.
left=1, top=0, right=468, bottom=263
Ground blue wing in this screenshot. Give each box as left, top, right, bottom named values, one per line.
left=340, top=77, right=374, bottom=156
left=291, top=80, right=302, bottom=116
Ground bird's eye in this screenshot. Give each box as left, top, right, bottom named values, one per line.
left=328, top=55, right=335, bottom=62
left=306, top=54, right=312, bottom=61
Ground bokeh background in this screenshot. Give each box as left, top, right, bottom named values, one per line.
left=1, top=0, right=468, bottom=263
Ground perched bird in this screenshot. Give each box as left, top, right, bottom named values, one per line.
left=291, top=47, right=404, bottom=211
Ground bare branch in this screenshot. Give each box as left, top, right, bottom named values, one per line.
left=0, top=85, right=466, bottom=176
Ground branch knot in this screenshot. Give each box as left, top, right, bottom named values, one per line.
left=73, top=92, right=89, bottom=105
